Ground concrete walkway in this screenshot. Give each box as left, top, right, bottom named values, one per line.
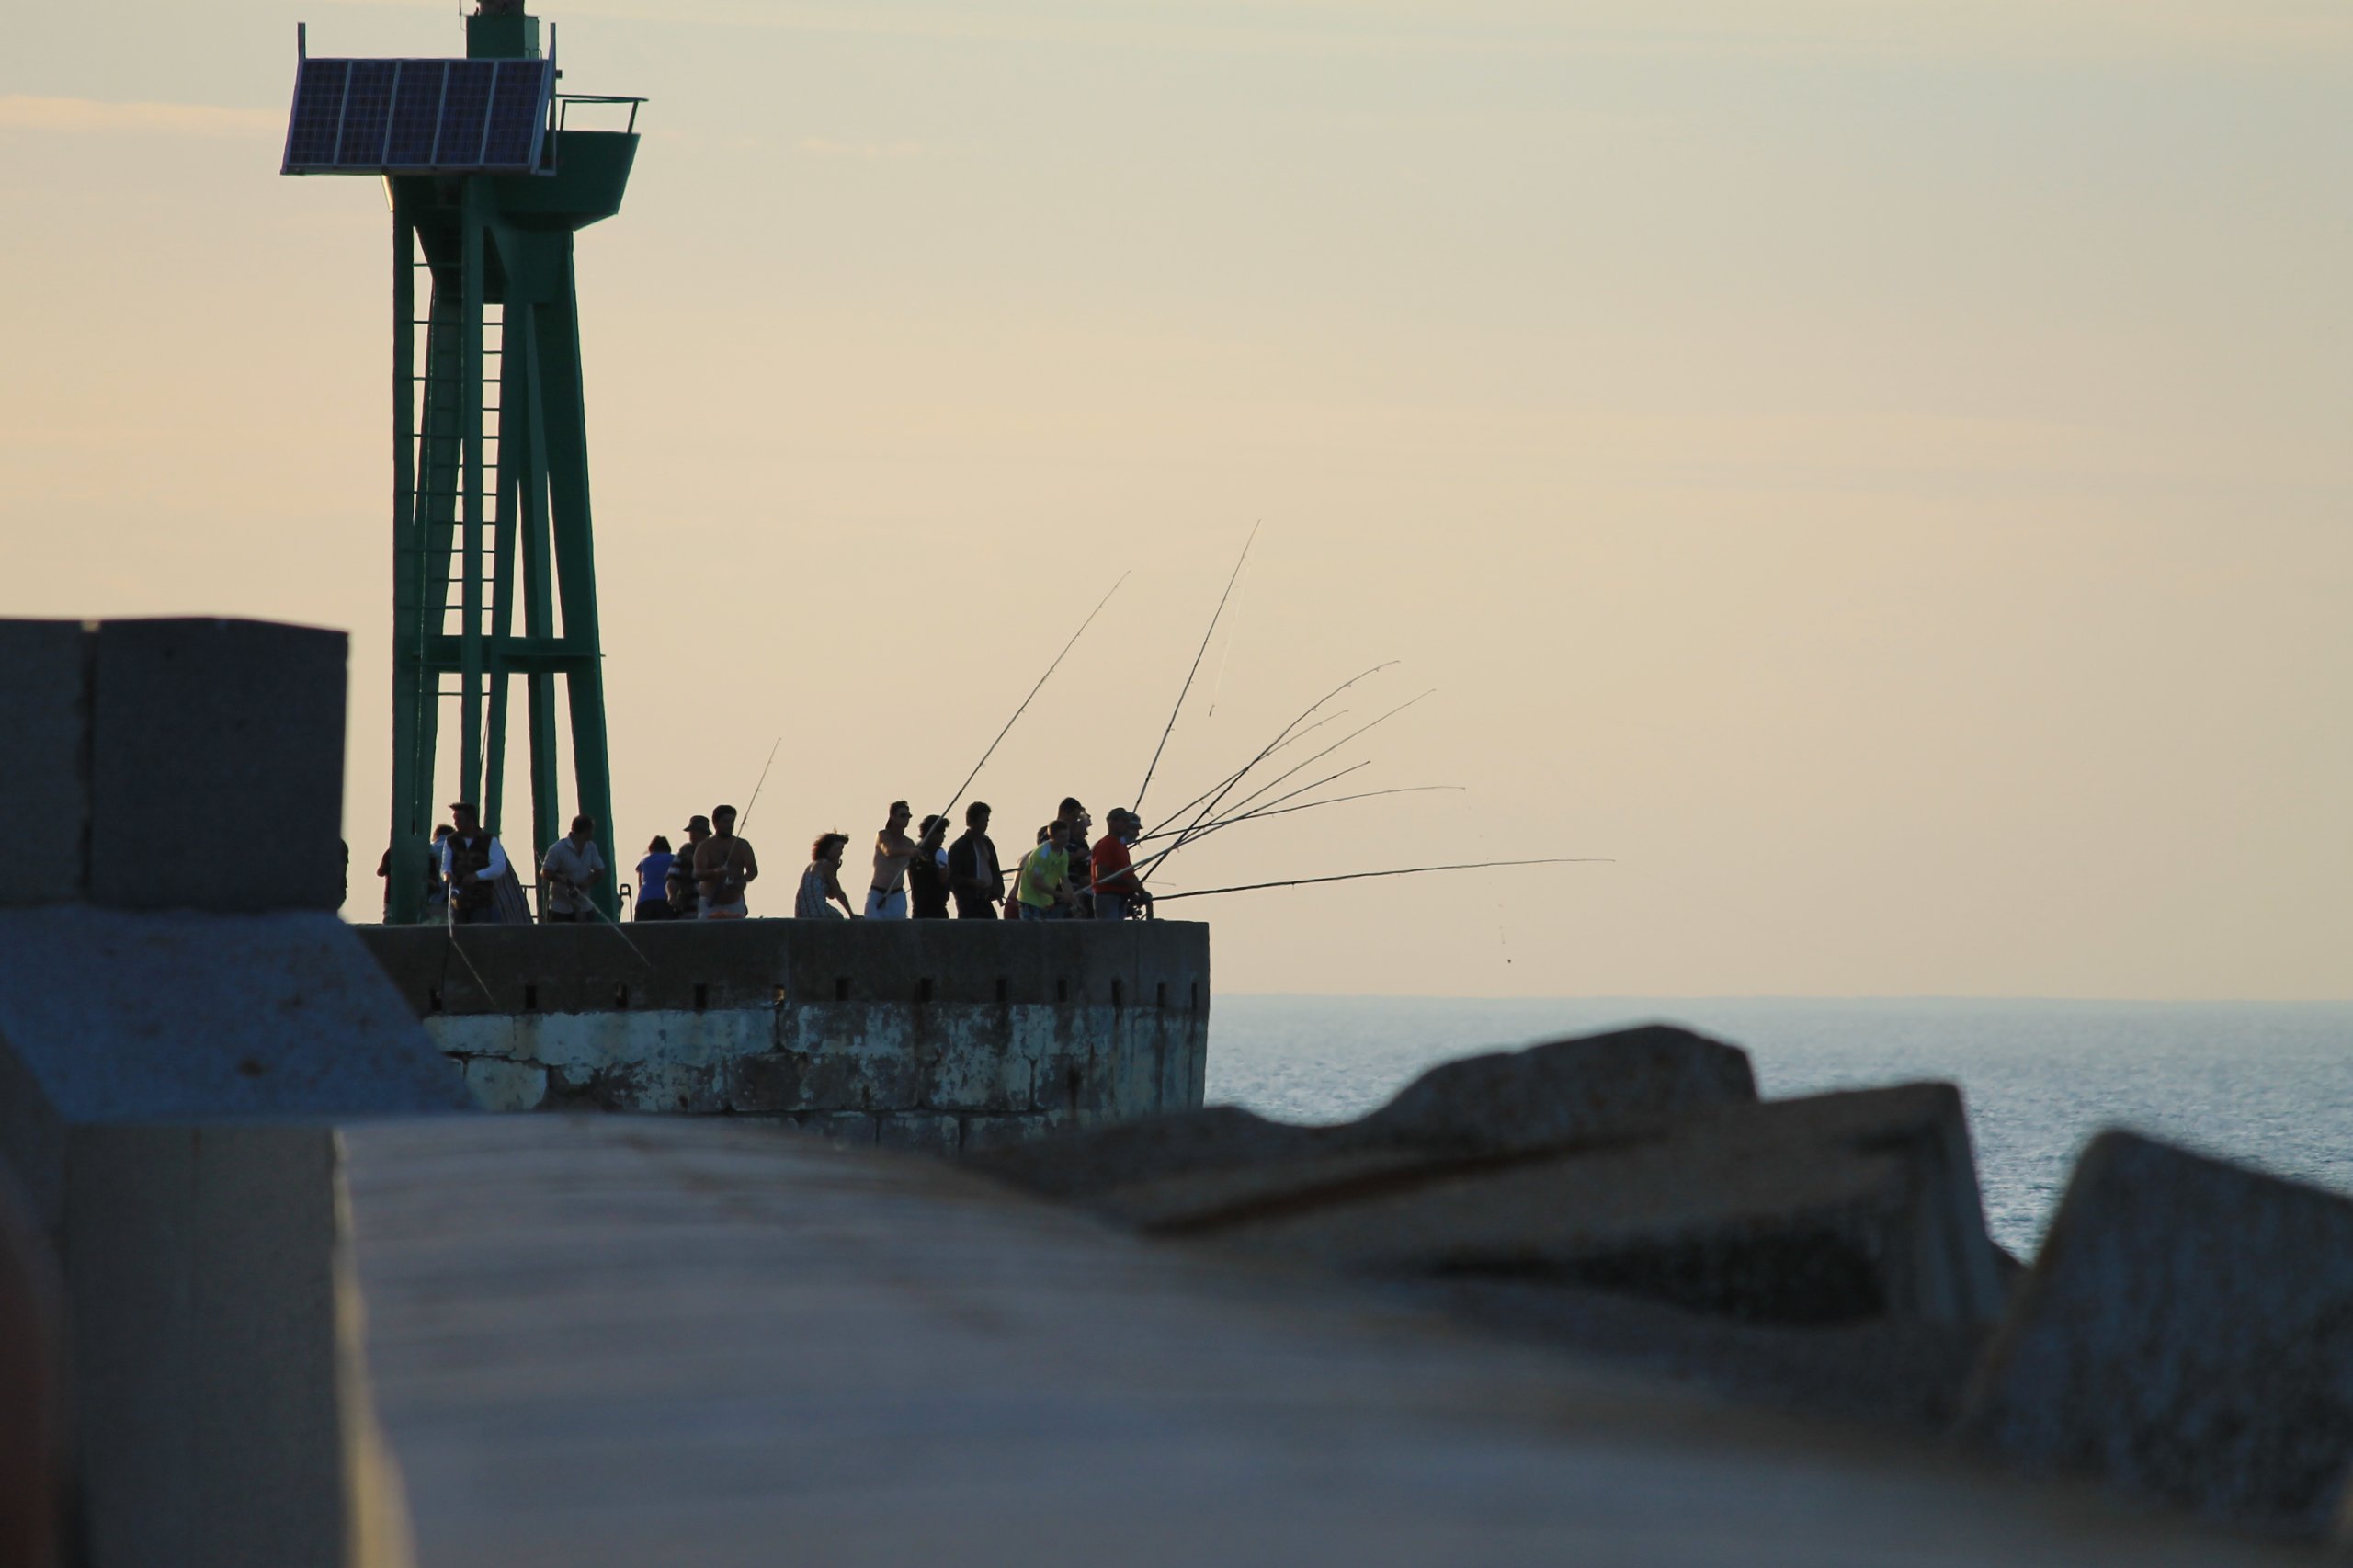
left=338, top=1118, right=2294, bottom=1567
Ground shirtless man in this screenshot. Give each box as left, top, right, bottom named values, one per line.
left=693, top=804, right=759, bottom=919
left=866, top=800, right=946, bottom=920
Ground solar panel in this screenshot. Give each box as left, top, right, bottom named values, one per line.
left=285, top=59, right=347, bottom=168
left=385, top=62, right=445, bottom=167
left=282, top=56, right=551, bottom=175
left=337, top=60, right=397, bottom=165
left=483, top=62, right=546, bottom=167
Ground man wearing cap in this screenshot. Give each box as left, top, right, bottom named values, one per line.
left=540, top=814, right=608, bottom=924
left=668, top=813, right=711, bottom=919
left=867, top=800, right=946, bottom=920
left=1090, top=808, right=1153, bottom=922
left=439, top=801, right=509, bottom=926
left=693, top=805, right=759, bottom=919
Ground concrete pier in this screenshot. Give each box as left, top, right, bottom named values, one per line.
left=356, top=919, right=1211, bottom=1147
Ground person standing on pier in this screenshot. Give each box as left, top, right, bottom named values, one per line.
left=908, top=815, right=953, bottom=919
left=1055, top=798, right=1095, bottom=919
left=441, top=802, right=508, bottom=926
left=633, top=835, right=676, bottom=921
left=797, top=833, right=859, bottom=919
left=1090, top=809, right=1153, bottom=922
left=948, top=801, right=1003, bottom=919
left=867, top=801, right=945, bottom=919
left=694, top=805, right=758, bottom=919
left=670, top=814, right=711, bottom=919
left=540, top=815, right=608, bottom=924
left=1016, top=818, right=1080, bottom=921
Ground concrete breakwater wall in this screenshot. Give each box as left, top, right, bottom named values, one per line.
left=355, top=920, right=1211, bottom=1151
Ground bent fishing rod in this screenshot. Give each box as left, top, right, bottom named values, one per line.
left=1133, top=782, right=1462, bottom=846
left=1151, top=858, right=1614, bottom=903
left=1131, top=761, right=1372, bottom=881
left=1145, top=660, right=1397, bottom=860
left=933, top=571, right=1129, bottom=829
left=1147, top=688, right=1433, bottom=881
left=1134, top=524, right=1256, bottom=816
left=1144, top=708, right=1351, bottom=830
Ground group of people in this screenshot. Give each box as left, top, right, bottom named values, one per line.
left=395, top=794, right=1155, bottom=925
left=636, top=796, right=1154, bottom=923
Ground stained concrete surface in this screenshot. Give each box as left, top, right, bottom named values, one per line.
left=335, top=1116, right=2300, bottom=1568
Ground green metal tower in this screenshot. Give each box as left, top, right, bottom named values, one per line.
left=283, top=2, right=642, bottom=921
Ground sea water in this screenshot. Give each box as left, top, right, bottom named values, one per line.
left=1206, top=995, right=2353, bottom=1255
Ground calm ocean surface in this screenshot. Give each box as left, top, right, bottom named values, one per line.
left=1205, top=996, right=2353, bottom=1255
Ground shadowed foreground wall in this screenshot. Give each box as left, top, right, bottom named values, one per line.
left=356, top=919, right=1211, bottom=1150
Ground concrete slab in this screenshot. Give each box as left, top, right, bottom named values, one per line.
left=331, top=1116, right=2296, bottom=1567
left=63, top=1124, right=344, bottom=1568
left=0, top=906, right=470, bottom=1223
left=86, top=618, right=346, bottom=913
left=1155, top=1085, right=2006, bottom=1326
left=0, top=619, right=90, bottom=908
left=1961, top=1131, right=2353, bottom=1540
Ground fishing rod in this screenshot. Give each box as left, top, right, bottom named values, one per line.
left=1134, top=524, right=1256, bottom=816
left=1145, top=709, right=1350, bottom=830
left=1146, top=687, right=1433, bottom=881
left=1138, top=760, right=1369, bottom=847
left=575, top=889, right=656, bottom=969
left=1131, top=761, right=1371, bottom=881
left=737, top=735, right=783, bottom=831
left=1133, top=782, right=1461, bottom=846
left=1151, top=858, right=1613, bottom=903
left=1143, top=660, right=1397, bottom=861
left=934, top=571, right=1129, bottom=827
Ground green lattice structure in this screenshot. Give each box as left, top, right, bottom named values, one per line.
left=286, top=5, right=641, bottom=920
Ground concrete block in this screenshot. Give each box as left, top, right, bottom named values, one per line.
left=788, top=1112, right=879, bottom=1147
left=1960, top=1131, right=2353, bottom=1539
left=0, top=905, right=470, bottom=1226
left=0, top=619, right=91, bottom=908
left=961, top=1114, right=1056, bottom=1153
left=877, top=1112, right=962, bottom=1157
left=975, top=1105, right=1324, bottom=1202
left=461, top=1056, right=549, bottom=1112
left=1333, top=1023, right=1756, bottom=1157
left=1167, top=1085, right=2006, bottom=1327
left=86, top=619, right=347, bottom=913
left=64, top=1123, right=344, bottom=1568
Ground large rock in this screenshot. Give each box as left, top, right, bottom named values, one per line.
left=0, top=906, right=470, bottom=1226
left=1960, top=1131, right=2353, bottom=1540
left=1332, top=1023, right=1756, bottom=1156
left=1175, top=1085, right=2007, bottom=1327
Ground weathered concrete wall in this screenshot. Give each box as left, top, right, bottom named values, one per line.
left=356, top=919, right=1211, bottom=1150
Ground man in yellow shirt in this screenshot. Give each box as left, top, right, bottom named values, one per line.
left=1016, top=818, right=1078, bottom=921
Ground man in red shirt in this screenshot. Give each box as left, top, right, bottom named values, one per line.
left=1090, top=808, right=1153, bottom=922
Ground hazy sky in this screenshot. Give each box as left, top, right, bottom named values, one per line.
left=5, top=2, right=2348, bottom=997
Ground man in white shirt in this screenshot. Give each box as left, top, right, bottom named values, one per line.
left=540, top=814, right=608, bottom=924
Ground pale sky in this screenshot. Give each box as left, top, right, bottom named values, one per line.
left=5, top=2, right=2348, bottom=997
